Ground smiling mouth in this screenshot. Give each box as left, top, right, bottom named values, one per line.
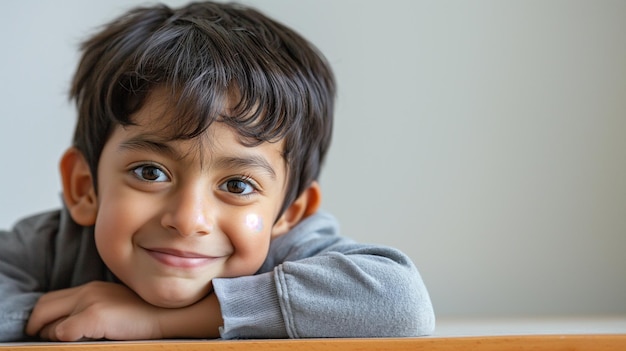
left=144, top=248, right=219, bottom=268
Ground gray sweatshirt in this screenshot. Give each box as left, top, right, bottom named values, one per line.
left=0, top=207, right=435, bottom=341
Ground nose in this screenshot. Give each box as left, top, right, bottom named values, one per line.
left=161, top=186, right=214, bottom=237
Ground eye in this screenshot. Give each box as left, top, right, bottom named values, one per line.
left=132, top=164, right=169, bottom=182
left=220, top=178, right=256, bottom=195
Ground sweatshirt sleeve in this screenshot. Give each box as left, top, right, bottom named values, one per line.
left=0, top=212, right=58, bottom=341
left=213, top=212, right=435, bottom=339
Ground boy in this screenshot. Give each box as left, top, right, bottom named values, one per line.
left=0, top=1, right=434, bottom=341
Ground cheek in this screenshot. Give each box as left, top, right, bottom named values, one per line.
left=220, top=212, right=273, bottom=277
left=92, top=193, right=145, bottom=262
left=93, top=205, right=130, bottom=260
left=95, top=195, right=135, bottom=236
left=245, top=213, right=264, bottom=233
left=229, top=212, right=270, bottom=251
left=237, top=212, right=272, bottom=264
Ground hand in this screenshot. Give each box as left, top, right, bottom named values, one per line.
left=26, top=281, right=164, bottom=341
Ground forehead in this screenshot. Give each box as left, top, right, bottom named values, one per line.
left=120, top=87, right=286, bottom=167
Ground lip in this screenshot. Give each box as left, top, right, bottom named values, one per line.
left=144, top=247, right=219, bottom=268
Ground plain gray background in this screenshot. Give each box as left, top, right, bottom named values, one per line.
left=1, top=0, right=625, bottom=319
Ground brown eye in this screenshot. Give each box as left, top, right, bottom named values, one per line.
left=226, top=180, right=247, bottom=193
left=132, top=165, right=169, bottom=182
left=221, top=178, right=256, bottom=195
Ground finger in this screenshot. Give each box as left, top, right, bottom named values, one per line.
left=32, top=285, right=81, bottom=309
left=26, top=287, right=85, bottom=335
left=38, top=318, right=65, bottom=341
left=40, top=317, right=101, bottom=342
left=53, top=310, right=105, bottom=341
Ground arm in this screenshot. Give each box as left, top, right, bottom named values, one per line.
left=213, top=211, right=435, bottom=339
left=0, top=212, right=57, bottom=341
left=26, top=281, right=223, bottom=341
left=0, top=283, right=42, bottom=341
left=0, top=208, right=117, bottom=341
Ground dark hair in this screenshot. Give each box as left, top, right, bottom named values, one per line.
left=70, top=1, right=335, bottom=215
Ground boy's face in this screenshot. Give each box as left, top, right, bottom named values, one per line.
left=92, top=89, right=289, bottom=308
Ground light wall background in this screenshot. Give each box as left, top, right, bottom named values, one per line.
left=1, top=1, right=625, bottom=318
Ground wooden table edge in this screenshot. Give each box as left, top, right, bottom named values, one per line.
left=2, top=334, right=625, bottom=351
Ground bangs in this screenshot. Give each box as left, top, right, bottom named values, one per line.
left=108, top=8, right=308, bottom=146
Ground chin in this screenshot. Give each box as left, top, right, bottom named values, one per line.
left=152, top=298, right=196, bottom=309
left=139, top=286, right=207, bottom=308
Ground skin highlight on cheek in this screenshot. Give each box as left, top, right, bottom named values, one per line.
left=245, top=213, right=264, bottom=233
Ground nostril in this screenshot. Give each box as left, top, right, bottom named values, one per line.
left=197, top=223, right=214, bottom=236
left=193, top=214, right=214, bottom=235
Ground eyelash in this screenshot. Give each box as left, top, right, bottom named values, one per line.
left=129, top=163, right=261, bottom=197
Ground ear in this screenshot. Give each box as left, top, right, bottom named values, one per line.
left=59, top=147, right=98, bottom=226
left=271, top=181, right=322, bottom=238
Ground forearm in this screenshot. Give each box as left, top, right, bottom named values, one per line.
left=213, top=272, right=287, bottom=339
left=158, top=292, right=223, bottom=339
left=0, top=292, right=42, bottom=341
left=273, top=249, right=435, bottom=338
left=0, top=225, right=49, bottom=341
left=214, top=247, right=435, bottom=339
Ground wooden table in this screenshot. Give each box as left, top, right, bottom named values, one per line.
left=1, top=335, right=625, bottom=351
left=2, top=316, right=625, bottom=350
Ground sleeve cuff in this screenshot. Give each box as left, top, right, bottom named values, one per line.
left=212, top=272, right=287, bottom=339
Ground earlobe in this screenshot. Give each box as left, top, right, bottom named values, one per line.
left=59, top=147, right=98, bottom=226
left=271, top=181, right=322, bottom=238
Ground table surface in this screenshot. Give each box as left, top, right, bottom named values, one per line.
left=2, top=316, right=625, bottom=351
left=434, top=315, right=626, bottom=336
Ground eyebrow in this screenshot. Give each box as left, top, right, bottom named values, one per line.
left=214, top=155, right=277, bottom=180
left=118, top=136, right=181, bottom=160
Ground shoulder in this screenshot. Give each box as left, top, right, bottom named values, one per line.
left=289, top=210, right=342, bottom=239
left=275, top=210, right=347, bottom=250
left=0, top=209, right=64, bottom=290
left=2, top=206, right=108, bottom=289
left=278, top=211, right=411, bottom=259
left=262, top=210, right=423, bottom=271
left=6, top=209, right=62, bottom=244
left=264, top=211, right=416, bottom=269
left=7, top=206, right=89, bottom=243
left=2, top=206, right=94, bottom=267
left=259, top=211, right=342, bottom=270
